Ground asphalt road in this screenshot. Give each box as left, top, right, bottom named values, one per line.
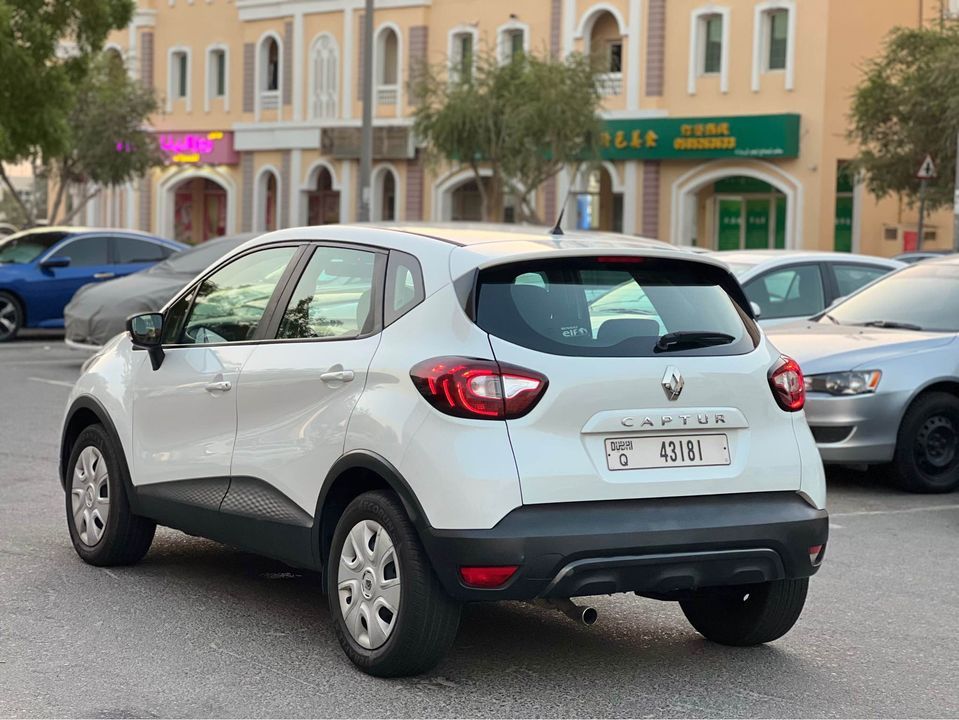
left=1, top=337, right=958, bottom=718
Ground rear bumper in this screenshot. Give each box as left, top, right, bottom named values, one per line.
left=420, top=492, right=828, bottom=601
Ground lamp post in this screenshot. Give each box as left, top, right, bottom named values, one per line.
left=358, top=0, right=374, bottom=222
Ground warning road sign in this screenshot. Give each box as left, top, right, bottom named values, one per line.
left=917, top=155, right=938, bottom=180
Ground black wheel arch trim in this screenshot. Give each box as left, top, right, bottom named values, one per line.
left=60, top=395, right=141, bottom=513
left=313, top=450, right=432, bottom=569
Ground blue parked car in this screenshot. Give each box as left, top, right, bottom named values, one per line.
left=0, top=227, right=186, bottom=341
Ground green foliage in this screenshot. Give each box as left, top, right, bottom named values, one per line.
left=0, top=0, right=134, bottom=161
left=413, top=48, right=602, bottom=223
left=850, top=23, right=959, bottom=209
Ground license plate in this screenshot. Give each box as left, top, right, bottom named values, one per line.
left=605, top=434, right=730, bottom=471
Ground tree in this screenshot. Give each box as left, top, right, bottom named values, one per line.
left=849, top=23, right=959, bottom=210
left=0, top=0, right=148, bottom=225
left=46, top=52, right=163, bottom=224
left=413, top=48, right=602, bottom=224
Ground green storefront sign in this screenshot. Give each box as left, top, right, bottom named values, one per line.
left=599, top=113, right=800, bottom=161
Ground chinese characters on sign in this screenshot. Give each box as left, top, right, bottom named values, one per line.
left=599, top=114, right=800, bottom=161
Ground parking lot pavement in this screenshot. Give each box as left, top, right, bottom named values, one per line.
left=1, top=338, right=957, bottom=718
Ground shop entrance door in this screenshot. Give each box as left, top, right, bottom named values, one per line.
left=713, top=193, right=786, bottom=250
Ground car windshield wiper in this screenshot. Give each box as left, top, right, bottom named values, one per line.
left=655, top=331, right=736, bottom=352
left=856, top=320, right=923, bottom=331
left=821, top=313, right=840, bottom=325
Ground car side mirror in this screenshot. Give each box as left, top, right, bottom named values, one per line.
left=749, top=301, right=762, bottom=319
left=127, top=312, right=165, bottom=370
left=40, top=256, right=71, bottom=269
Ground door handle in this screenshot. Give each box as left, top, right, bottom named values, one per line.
left=204, top=380, right=232, bottom=393
left=320, top=370, right=355, bottom=383
left=93, top=272, right=116, bottom=280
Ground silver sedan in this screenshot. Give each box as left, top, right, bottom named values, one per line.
left=767, top=256, right=959, bottom=493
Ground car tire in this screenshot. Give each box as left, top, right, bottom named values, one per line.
left=889, top=392, right=959, bottom=493
left=327, top=490, right=461, bottom=677
left=679, top=578, right=809, bottom=646
left=0, top=291, right=23, bottom=342
left=65, top=424, right=156, bottom=566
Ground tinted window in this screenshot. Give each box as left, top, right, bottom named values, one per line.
left=832, top=264, right=888, bottom=297
left=475, top=257, right=755, bottom=357
left=744, top=264, right=824, bottom=320
left=278, top=247, right=377, bottom=340
left=52, top=236, right=110, bottom=267
left=0, top=231, right=69, bottom=264
left=114, top=238, right=171, bottom=264
left=827, top=263, right=959, bottom=332
left=179, top=246, right=296, bottom=344
left=384, top=251, right=424, bottom=326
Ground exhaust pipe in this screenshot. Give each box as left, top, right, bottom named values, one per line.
left=533, top=598, right=598, bottom=625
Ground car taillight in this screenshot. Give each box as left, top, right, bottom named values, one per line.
left=459, top=565, right=519, bottom=588
left=769, top=356, right=805, bottom=412
left=410, top=357, right=548, bottom=420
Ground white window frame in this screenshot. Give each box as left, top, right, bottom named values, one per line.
left=371, top=163, right=401, bottom=222
left=308, top=33, right=339, bottom=121
left=496, top=19, right=530, bottom=64
left=688, top=6, right=730, bottom=95
left=204, top=44, right=229, bottom=112
left=448, top=25, right=479, bottom=84
left=167, top=46, right=192, bottom=112
left=253, top=165, right=281, bottom=232
left=949, top=0, right=959, bottom=17
left=256, top=31, right=283, bottom=117
left=373, top=23, right=403, bottom=108
left=578, top=5, right=627, bottom=97
left=751, top=0, right=796, bottom=92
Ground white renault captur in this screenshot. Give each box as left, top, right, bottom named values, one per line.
left=60, top=224, right=828, bottom=677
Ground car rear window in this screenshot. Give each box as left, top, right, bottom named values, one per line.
left=475, top=257, right=757, bottom=357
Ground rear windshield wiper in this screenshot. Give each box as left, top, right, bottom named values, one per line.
left=655, top=331, right=736, bottom=352
left=856, top=320, right=923, bottom=331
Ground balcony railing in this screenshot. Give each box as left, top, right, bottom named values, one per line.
left=376, top=84, right=398, bottom=106
left=595, top=72, right=623, bottom=97
left=260, top=90, right=280, bottom=110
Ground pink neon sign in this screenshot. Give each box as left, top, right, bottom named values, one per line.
left=155, top=131, right=239, bottom=165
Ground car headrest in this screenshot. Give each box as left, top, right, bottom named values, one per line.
left=596, top=318, right=661, bottom=345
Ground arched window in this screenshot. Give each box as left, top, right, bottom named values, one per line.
left=311, top=34, right=338, bottom=119
left=588, top=11, right=623, bottom=77
left=305, top=166, right=340, bottom=225
left=373, top=167, right=397, bottom=221
left=256, top=169, right=279, bottom=231
left=264, top=37, right=280, bottom=91
left=377, top=28, right=399, bottom=86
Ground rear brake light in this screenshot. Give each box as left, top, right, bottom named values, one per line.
left=410, top=357, right=548, bottom=420
left=596, top=256, right=645, bottom=264
left=459, top=565, right=519, bottom=588
left=769, top=356, right=805, bottom=412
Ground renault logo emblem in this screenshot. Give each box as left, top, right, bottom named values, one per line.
left=662, top=366, right=684, bottom=401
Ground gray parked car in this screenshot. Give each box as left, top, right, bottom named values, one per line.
left=65, top=233, right=256, bottom=350
left=767, top=257, right=959, bottom=493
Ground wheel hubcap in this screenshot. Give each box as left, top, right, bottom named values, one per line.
left=0, top=298, right=18, bottom=338
left=337, top=520, right=400, bottom=650
left=916, top=414, right=958, bottom=473
left=70, top=446, right=110, bottom=546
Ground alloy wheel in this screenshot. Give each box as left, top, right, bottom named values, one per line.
left=337, top=519, right=401, bottom=650
left=70, top=446, right=110, bottom=546
left=0, top=297, right=19, bottom=340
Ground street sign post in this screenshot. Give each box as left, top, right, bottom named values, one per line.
left=917, top=155, right=937, bottom=252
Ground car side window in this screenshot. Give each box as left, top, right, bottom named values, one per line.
left=178, top=246, right=297, bottom=345
left=278, top=246, right=377, bottom=340
left=384, top=251, right=425, bottom=326
left=833, top=264, right=887, bottom=298
left=744, top=265, right=825, bottom=320
left=50, top=236, right=110, bottom=267
left=114, top=238, right=172, bottom=264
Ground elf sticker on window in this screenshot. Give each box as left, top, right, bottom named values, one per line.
left=562, top=326, right=589, bottom=338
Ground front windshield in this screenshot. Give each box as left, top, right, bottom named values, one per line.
left=825, top=263, right=959, bottom=332
left=0, top=230, right=69, bottom=264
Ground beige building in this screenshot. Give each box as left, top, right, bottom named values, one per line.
left=88, top=0, right=953, bottom=256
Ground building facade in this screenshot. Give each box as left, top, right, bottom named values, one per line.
left=88, top=0, right=953, bottom=255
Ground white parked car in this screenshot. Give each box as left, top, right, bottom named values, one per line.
left=60, top=224, right=828, bottom=677
left=711, top=250, right=904, bottom=326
